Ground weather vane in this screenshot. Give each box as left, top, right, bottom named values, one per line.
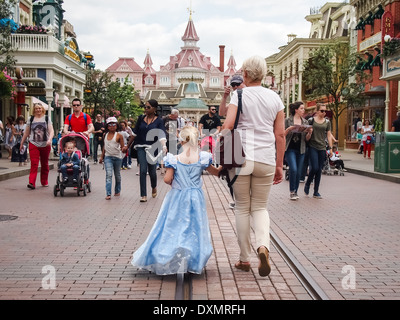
left=188, top=0, right=195, bottom=18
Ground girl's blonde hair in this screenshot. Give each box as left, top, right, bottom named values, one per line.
left=179, top=125, right=199, bottom=147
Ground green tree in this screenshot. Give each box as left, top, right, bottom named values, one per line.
left=84, top=69, right=116, bottom=117
left=85, top=71, right=142, bottom=120
left=111, top=76, right=142, bottom=119
left=303, top=40, right=368, bottom=139
left=0, top=0, right=17, bottom=71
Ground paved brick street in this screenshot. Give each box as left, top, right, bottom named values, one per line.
left=0, top=154, right=399, bottom=300
left=267, top=170, right=400, bottom=300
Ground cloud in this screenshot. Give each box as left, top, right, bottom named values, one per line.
left=62, top=0, right=322, bottom=71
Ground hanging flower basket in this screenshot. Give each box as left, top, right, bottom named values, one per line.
left=0, top=70, right=16, bottom=99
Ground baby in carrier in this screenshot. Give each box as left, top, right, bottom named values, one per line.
left=60, top=141, right=80, bottom=183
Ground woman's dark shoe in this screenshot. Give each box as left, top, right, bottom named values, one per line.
left=234, top=261, right=251, bottom=272
left=152, top=188, right=157, bottom=198
left=304, top=184, right=310, bottom=196
left=27, top=183, right=35, bottom=190
left=257, top=246, right=271, bottom=277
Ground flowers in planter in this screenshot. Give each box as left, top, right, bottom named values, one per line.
left=382, top=36, right=400, bottom=58
left=16, top=25, right=47, bottom=35
left=0, top=70, right=16, bottom=98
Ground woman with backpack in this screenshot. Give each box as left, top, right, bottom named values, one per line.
left=19, top=103, right=54, bottom=189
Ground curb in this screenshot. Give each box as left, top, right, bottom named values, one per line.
left=346, top=167, right=400, bottom=184
left=0, top=163, right=55, bottom=182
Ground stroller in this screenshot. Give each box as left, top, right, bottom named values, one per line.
left=322, top=148, right=344, bottom=176
left=53, top=133, right=92, bottom=197
left=200, top=135, right=216, bottom=163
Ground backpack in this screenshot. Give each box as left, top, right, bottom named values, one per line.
left=308, top=116, right=330, bottom=129
left=30, top=115, right=49, bottom=126
left=68, top=113, right=88, bottom=132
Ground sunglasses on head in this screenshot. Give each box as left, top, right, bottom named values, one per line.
left=108, top=123, right=117, bottom=126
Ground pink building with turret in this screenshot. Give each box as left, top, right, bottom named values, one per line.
left=106, top=13, right=241, bottom=117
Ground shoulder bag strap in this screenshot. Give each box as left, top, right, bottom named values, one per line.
left=233, top=89, right=243, bottom=130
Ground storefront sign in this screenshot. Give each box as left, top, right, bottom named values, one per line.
left=382, top=11, right=394, bottom=50
left=64, top=47, right=80, bottom=63
left=26, top=87, right=46, bottom=96
left=387, top=56, right=400, bottom=73
left=64, top=38, right=81, bottom=63
left=360, top=32, right=382, bottom=51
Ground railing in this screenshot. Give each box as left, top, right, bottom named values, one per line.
left=11, top=33, right=63, bottom=53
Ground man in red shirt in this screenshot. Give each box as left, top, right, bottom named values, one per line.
left=63, top=98, right=93, bottom=138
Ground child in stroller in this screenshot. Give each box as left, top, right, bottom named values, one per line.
left=322, top=145, right=345, bottom=176
left=329, top=146, right=346, bottom=174
left=54, top=133, right=91, bottom=197
left=60, top=141, right=80, bottom=183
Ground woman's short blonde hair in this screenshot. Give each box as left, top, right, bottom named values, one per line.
left=242, top=55, right=267, bottom=83
left=32, top=102, right=46, bottom=115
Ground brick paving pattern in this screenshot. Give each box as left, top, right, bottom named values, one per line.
left=0, top=153, right=399, bottom=300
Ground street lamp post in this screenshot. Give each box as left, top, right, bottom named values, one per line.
left=15, top=67, right=28, bottom=114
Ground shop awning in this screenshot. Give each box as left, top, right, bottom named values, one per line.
left=32, top=96, right=53, bottom=111
left=54, top=93, right=71, bottom=108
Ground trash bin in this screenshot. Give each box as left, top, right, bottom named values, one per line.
left=374, top=133, right=382, bottom=172
left=374, top=132, right=400, bottom=173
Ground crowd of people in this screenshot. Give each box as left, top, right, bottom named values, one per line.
left=3, top=54, right=400, bottom=280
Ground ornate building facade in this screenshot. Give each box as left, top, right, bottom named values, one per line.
left=1, top=0, right=93, bottom=132
left=351, top=0, right=400, bottom=132
left=106, top=13, right=241, bottom=123
left=266, top=2, right=355, bottom=146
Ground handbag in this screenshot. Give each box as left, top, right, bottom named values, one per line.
left=215, top=89, right=245, bottom=169
left=215, top=89, right=245, bottom=194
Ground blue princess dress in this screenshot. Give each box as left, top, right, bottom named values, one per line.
left=131, top=152, right=213, bottom=275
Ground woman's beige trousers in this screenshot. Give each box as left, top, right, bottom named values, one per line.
left=230, top=160, right=275, bottom=262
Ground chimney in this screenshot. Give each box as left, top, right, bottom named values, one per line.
left=219, top=45, right=225, bottom=72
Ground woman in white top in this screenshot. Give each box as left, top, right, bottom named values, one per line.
left=222, top=56, right=285, bottom=277
left=99, top=117, right=127, bottom=200
left=361, top=119, right=374, bottom=159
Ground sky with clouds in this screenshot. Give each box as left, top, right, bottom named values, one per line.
left=62, top=0, right=326, bottom=71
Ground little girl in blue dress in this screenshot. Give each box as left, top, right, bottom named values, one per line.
left=131, top=126, right=221, bottom=275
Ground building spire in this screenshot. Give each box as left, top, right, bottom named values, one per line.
left=182, top=2, right=199, bottom=45
left=143, top=49, right=156, bottom=74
